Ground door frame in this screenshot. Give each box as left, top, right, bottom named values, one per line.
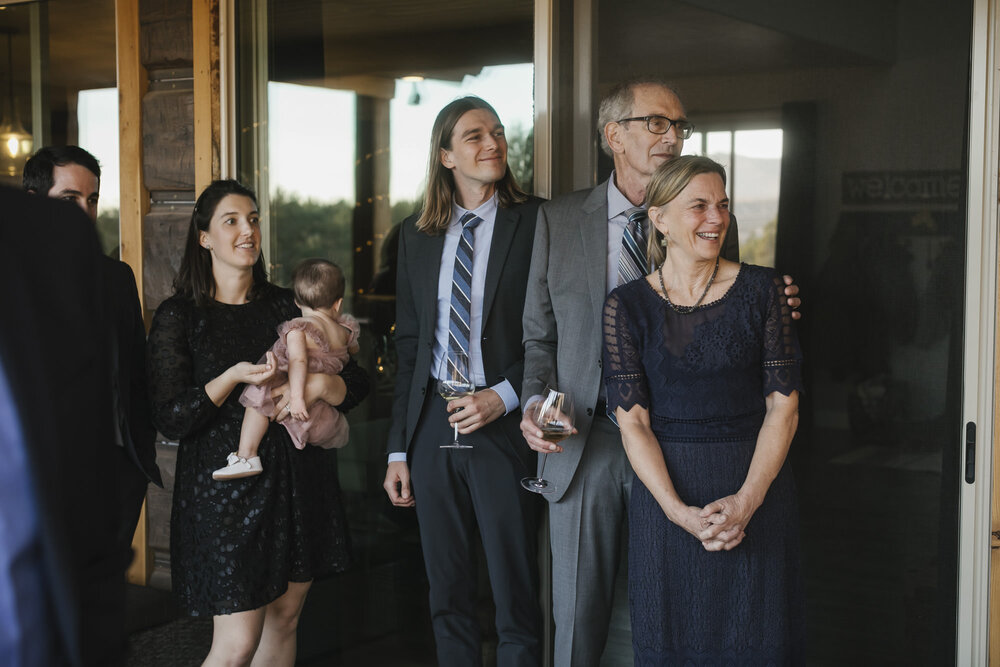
left=959, top=0, right=999, bottom=663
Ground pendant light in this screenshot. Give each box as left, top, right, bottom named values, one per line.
left=0, top=29, right=32, bottom=178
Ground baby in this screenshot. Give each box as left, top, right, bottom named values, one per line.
left=213, top=258, right=360, bottom=480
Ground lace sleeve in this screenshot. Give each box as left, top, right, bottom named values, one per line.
left=147, top=298, right=219, bottom=440
left=602, top=289, right=649, bottom=413
left=336, top=357, right=370, bottom=414
left=762, top=273, right=804, bottom=397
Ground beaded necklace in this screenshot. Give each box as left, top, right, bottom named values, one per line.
left=657, top=256, right=720, bottom=314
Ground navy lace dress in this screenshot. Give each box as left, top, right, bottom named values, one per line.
left=148, top=283, right=366, bottom=616
left=602, top=264, right=805, bottom=666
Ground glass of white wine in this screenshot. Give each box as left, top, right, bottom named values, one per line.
left=436, top=347, right=475, bottom=449
left=521, top=387, right=574, bottom=494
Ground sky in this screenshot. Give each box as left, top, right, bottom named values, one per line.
left=684, top=128, right=784, bottom=161
left=77, top=87, right=120, bottom=211
left=267, top=63, right=535, bottom=204
left=77, top=70, right=782, bottom=209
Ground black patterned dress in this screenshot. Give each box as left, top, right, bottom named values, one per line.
left=148, top=283, right=366, bottom=616
left=602, top=264, right=805, bottom=665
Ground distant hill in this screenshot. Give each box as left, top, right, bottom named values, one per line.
left=706, top=153, right=781, bottom=239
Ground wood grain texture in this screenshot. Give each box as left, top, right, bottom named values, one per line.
left=142, top=204, right=191, bottom=312
left=139, top=0, right=192, bottom=67
left=992, top=543, right=1000, bottom=665
left=117, top=0, right=149, bottom=307
left=126, top=500, right=150, bottom=585
left=143, top=87, right=195, bottom=190
left=146, top=440, right=176, bottom=589
left=118, top=0, right=151, bottom=585
left=193, top=0, right=220, bottom=194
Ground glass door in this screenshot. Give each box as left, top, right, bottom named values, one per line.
left=235, top=1, right=535, bottom=663
left=593, top=0, right=975, bottom=662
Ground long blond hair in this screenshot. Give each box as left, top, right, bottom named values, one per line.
left=645, top=156, right=727, bottom=267
left=415, top=96, right=527, bottom=234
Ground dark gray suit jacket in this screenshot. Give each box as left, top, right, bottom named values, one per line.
left=0, top=188, right=125, bottom=665
left=387, top=197, right=543, bottom=456
left=102, top=255, right=161, bottom=487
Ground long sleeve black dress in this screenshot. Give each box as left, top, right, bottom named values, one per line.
left=148, top=282, right=368, bottom=616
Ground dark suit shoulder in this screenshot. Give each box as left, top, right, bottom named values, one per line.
left=102, top=255, right=138, bottom=283
left=504, top=195, right=545, bottom=220
left=397, top=211, right=426, bottom=242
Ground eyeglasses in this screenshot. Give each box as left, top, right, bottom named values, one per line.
left=616, top=115, right=695, bottom=139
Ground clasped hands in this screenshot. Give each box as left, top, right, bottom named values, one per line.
left=676, top=491, right=758, bottom=552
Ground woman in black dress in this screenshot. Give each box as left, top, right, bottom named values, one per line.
left=602, top=156, right=804, bottom=664
left=148, top=180, right=368, bottom=665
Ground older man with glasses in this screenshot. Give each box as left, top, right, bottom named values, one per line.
left=520, top=78, right=800, bottom=666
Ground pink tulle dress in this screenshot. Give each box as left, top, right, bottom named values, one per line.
left=240, top=314, right=359, bottom=449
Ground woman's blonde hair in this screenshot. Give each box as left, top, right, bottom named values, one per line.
left=645, top=155, right=727, bottom=268
left=415, top=96, right=527, bottom=234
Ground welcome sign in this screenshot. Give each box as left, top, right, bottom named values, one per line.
left=842, top=170, right=963, bottom=206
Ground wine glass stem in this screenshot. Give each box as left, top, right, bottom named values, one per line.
left=453, top=422, right=459, bottom=443
left=538, top=453, right=548, bottom=479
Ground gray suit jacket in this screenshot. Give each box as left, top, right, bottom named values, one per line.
left=521, top=178, right=739, bottom=502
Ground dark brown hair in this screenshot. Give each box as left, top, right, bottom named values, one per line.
left=173, top=179, right=269, bottom=306
left=292, top=258, right=345, bottom=309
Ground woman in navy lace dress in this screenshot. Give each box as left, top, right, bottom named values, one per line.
left=602, top=156, right=804, bottom=665
left=148, top=180, right=367, bottom=665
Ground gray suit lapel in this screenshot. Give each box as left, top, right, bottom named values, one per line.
left=482, top=205, right=519, bottom=324
left=580, top=181, right=610, bottom=319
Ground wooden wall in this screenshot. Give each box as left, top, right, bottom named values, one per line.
left=138, top=0, right=197, bottom=589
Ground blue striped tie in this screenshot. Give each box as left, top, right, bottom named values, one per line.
left=449, top=212, right=482, bottom=378
left=618, top=207, right=648, bottom=285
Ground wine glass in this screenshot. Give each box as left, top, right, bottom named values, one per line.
left=436, top=347, right=475, bottom=449
left=521, top=387, right=574, bottom=494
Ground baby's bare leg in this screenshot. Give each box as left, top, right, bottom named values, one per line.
left=237, top=406, right=270, bottom=459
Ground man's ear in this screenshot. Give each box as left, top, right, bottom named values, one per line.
left=604, top=122, right=625, bottom=154
left=440, top=147, right=454, bottom=170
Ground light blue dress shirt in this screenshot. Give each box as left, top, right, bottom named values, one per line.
left=605, top=171, right=646, bottom=296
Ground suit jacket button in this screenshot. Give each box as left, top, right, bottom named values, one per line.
left=597, top=358, right=602, bottom=368
left=586, top=408, right=593, bottom=416
left=420, top=387, right=426, bottom=394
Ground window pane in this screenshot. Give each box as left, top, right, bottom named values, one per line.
left=734, top=129, right=782, bottom=266
left=78, top=88, right=120, bottom=256
left=237, top=3, right=534, bottom=661
left=267, top=83, right=356, bottom=288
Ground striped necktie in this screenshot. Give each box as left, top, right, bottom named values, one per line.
left=618, top=207, right=648, bottom=285
left=448, top=212, right=483, bottom=373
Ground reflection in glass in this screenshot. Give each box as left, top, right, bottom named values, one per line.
left=237, top=2, right=535, bottom=659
